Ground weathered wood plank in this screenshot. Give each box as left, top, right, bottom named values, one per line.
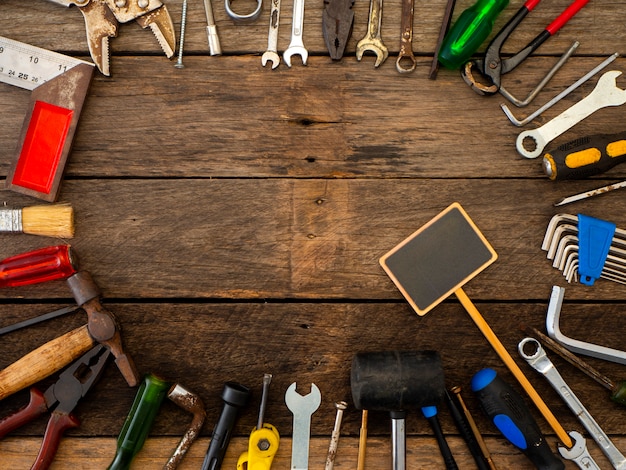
left=1, top=179, right=624, bottom=301
left=0, top=0, right=617, bottom=56
left=1, top=302, right=625, bottom=439
left=1, top=436, right=596, bottom=469
left=2, top=56, right=626, bottom=179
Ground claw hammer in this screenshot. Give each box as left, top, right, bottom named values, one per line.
left=0, top=245, right=139, bottom=401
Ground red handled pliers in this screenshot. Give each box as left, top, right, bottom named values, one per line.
left=0, top=346, right=110, bottom=470
left=462, top=0, right=589, bottom=95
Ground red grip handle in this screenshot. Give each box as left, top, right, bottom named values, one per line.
left=32, top=411, right=80, bottom=470
left=546, top=0, right=589, bottom=35
left=0, top=388, right=48, bottom=440
left=0, top=245, right=77, bottom=288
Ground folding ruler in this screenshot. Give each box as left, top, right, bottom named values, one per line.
left=1, top=36, right=94, bottom=201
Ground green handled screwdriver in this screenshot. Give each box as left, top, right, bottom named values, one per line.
left=437, top=0, right=510, bottom=70
left=108, top=374, right=171, bottom=470
left=543, top=131, right=626, bottom=180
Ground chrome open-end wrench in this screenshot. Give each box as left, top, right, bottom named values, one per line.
left=356, top=0, right=387, bottom=67
left=517, top=71, right=626, bottom=158
left=558, top=431, right=602, bottom=470
left=262, top=0, right=281, bottom=68
left=283, top=0, right=307, bottom=66
left=285, top=382, right=321, bottom=470
left=519, top=337, right=626, bottom=469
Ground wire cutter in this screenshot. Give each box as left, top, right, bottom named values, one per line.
left=47, top=0, right=176, bottom=76
left=461, top=0, right=589, bottom=95
left=0, top=345, right=110, bottom=470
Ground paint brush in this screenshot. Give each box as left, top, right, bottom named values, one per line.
left=0, top=204, right=74, bottom=238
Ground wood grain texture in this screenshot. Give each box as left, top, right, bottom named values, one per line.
left=1, top=0, right=626, bottom=467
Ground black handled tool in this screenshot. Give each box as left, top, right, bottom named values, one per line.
left=543, top=131, right=626, bottom=180
left=201, top=381, right=251, bottom=470
left=472, top=368, right=564, bottom=470
left=422, top=405, right=458, bottom=470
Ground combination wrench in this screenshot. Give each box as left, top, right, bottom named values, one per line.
left=285, top=382, right=321, bottom=470
left=396, top=0, right=416, bottom=73
left=517, top=70, right=626, bottom=159
left=283, top=0, right=307, bottom=66
left=519, top=337, right=626, bottom=470
left=356, top=0, right=388, bottom=67
left=262, top=0, right=281, bottom=68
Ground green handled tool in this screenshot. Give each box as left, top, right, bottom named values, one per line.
left=108, top=374, right=171, bottom=470
left=437, top=0, right=509, bottom=70
left=543, top=131, right=626, bottom=180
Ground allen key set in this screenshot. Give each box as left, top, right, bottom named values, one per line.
left=542, top=213, right=626, bottom=285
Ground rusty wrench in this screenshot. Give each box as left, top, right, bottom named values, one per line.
left=396, top=0, right=416, bottom=73
left=356, top=0, right=387, bottom=67
left=262, top=0, right=281, bottom=68
left=283, top=0, right=307, bottom=66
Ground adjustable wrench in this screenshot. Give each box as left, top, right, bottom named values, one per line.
left=519, top=338, right=626, bottom=469
left=283, top=0, right=307, bottom=66
left=517, top=70, right=626, bottom=158
left=262, top=0, right=281, bottom=68
left=356, top=0, right=388, bottom=67
left=285, top=382, right=321, bottom=470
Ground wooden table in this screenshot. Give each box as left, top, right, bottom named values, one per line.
left=2, top=0, right=626, bottom=468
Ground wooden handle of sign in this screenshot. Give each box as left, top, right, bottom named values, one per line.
left=0, top=325, right=95, bottom=401
left=454, top=288, right=572, bottom=448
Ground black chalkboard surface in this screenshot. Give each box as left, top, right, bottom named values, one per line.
left=380, top=203, right=498, bottom=315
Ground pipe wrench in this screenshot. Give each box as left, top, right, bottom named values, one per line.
left=46, top=0, right=176, bottom=76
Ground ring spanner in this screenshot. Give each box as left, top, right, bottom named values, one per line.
left=519, top=337, right=626, bottom=469
left=517, top=70, right=626, bottom=158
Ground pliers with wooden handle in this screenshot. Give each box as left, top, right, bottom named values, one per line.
left=47, top=0, right=176, bottom=76
left=0, top=346, right=110, bottom=470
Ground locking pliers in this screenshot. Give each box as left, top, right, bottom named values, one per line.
left=47, top=0, right=176, bottom=76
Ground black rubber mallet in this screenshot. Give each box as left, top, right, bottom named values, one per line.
left=351, top=350, right=445, bottom=470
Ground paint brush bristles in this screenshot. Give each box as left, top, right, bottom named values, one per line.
left=0, top=204, right=75, bottom=238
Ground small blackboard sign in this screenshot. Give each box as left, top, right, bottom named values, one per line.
left=380, top=203, right=498, bottom=315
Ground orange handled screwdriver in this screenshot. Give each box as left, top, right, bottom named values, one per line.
left=0, top=245, right=77, bottom=288
left=544, top=131, right=626, bottom=180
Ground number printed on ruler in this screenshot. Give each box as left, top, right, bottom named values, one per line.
left=0, top=36, right=90, bottom=91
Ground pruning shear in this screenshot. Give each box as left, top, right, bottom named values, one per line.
left=0, top=345, right=110, bottom=470
left=462, top=0, right=589, bottom=95
left=237, top=374, right=280, bottom=470
left=46, top=0, right=176, bottom=76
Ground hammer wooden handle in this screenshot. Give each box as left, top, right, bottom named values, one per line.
left=0, top=325, right=95, bottom=401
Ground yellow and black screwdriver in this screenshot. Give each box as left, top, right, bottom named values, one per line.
left=543, top=131, right=626, bottom=180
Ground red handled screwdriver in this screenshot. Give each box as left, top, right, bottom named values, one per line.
left=0, top=245, right=77, bottom=288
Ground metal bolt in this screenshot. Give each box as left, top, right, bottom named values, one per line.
left=325, top=401, right=348, bottom=470
left=175, top=0, right=188, bottom=69
left=257, top=438, right=271, bottom=451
